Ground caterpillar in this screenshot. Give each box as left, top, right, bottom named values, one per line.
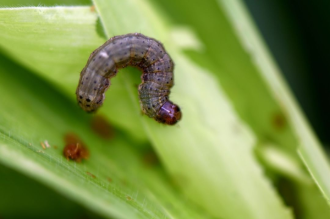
left=76, top=33, right=182, bottom=125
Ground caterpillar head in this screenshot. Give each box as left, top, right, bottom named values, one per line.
left=155, top=101, right=182, bottom=125
left=76, top=73, right=110, bottom=113
left=76, top=92, right=105, bottom=113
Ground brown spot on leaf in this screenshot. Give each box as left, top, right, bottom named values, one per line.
left=272, top=112, right=287, bottom=130
left=90, top=5, right=95, bottom=12
left=142, top=150, right=159, bottom=166
left=121, top=179, right=128, bottom=186
left=86, top=172, right=96, bottom=178
left=63, top=133, right=89, bottom=162
left=40, top=142, right=46, bottom=149
left=90, top=115, right=114, bottom=139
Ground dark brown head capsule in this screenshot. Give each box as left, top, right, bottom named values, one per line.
left=155, top=101, right=182, bottom=125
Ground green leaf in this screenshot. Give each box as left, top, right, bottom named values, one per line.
left=155, top=0, right=298, bottom=155
left=0, top=7, right=212, bottom=219
left=0, top=0, right=329, bottom=218
left=0, top=53, right=210, bottom=218
left=0, top=164, right=97, bottom=219
left=218, top=0, right=330, bottom=204
left=1, top=2, right=293, bottom=218
left=0, top=6, right=147, bottom=142
left=0, top=0, right=90, bottom=7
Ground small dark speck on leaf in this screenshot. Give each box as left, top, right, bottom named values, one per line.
left=40, top=142, right=46, bottom=149
left=86, top=172, right=96, bottom=178
left=90, top=115, right=114, bottom=139
left=272, top=112, right=286, bottom=130
left=142, top=150, right=159, bottom=166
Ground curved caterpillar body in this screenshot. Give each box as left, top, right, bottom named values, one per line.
left=76, top=33, right=182, bottom=125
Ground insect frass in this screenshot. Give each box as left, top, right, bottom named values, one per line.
left=76, top=33, right=181, bottom=125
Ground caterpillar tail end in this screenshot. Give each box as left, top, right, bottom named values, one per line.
left=155, top=101, right=182, bottom=125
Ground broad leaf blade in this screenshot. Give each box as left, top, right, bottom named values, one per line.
left=93, top=0, right=293, bottom=218
left=219, top=0, right=330, bottom=204
left=2, top=0, right=327, bottom=218
left=0, top=6, right=147, bottom=142
left=0, top=14, right=211, bottom=219
left=0, top=2, right=293, bottom=219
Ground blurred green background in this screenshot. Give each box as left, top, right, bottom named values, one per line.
left=243, top=0, right=330, bottom=147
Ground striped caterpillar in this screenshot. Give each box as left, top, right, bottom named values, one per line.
left=76, top=33, right=182, bottom=125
